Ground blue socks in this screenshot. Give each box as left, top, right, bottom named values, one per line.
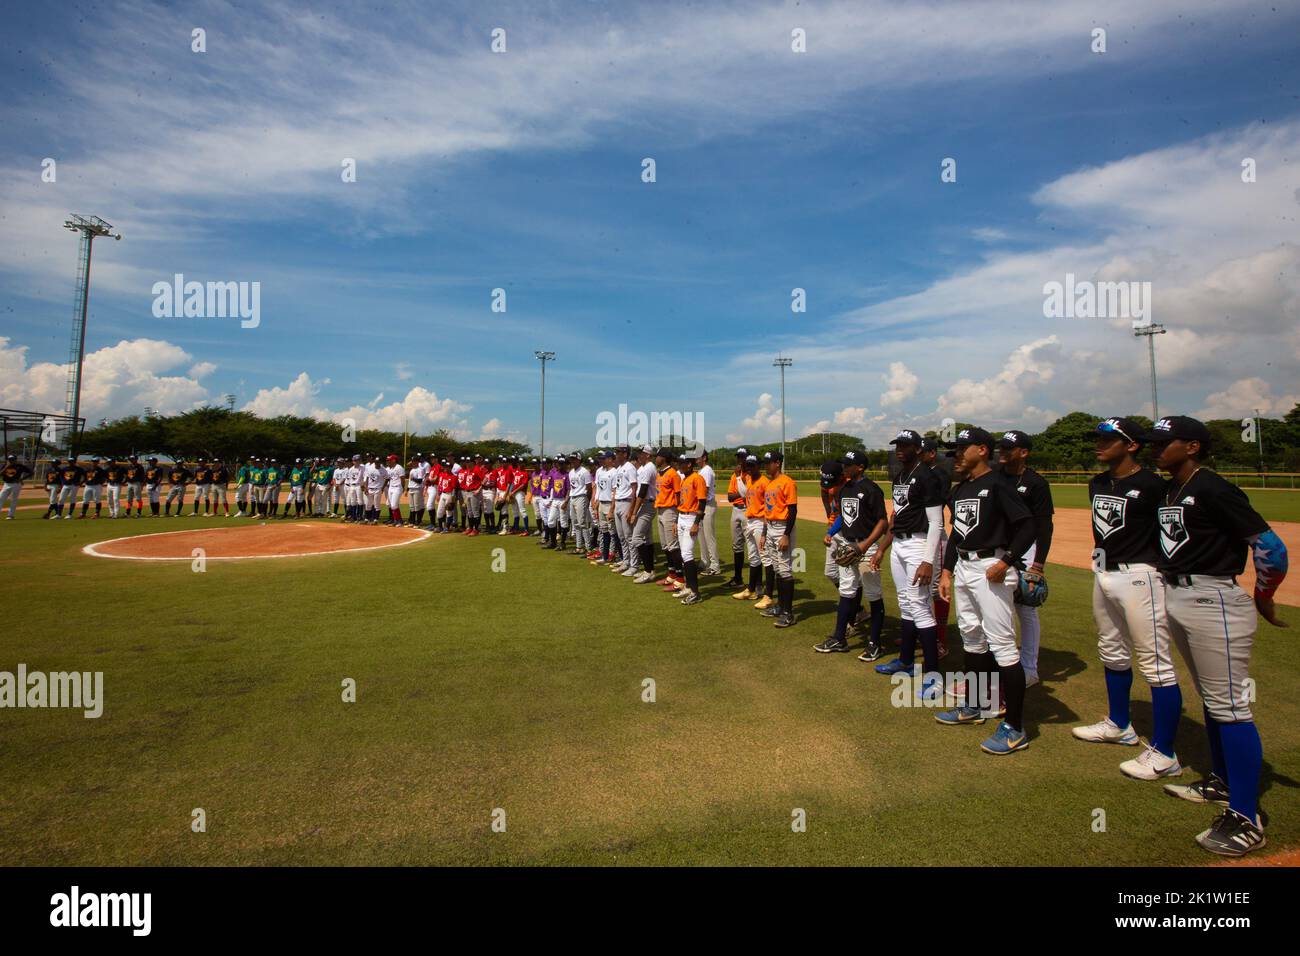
left=1150, top=684, right=1183, bottom=758
left=1218, top=720, right=1263, bottom=820
left=1104, top=667, right=1133, bottom=729
left=833, top=596, right=856, bottom=641
left=897, top=619, right=917, bottom=666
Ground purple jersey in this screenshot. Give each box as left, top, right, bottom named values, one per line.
left=548, top=467, right=568, bottom=499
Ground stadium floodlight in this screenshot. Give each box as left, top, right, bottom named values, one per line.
left=534, top=351, right=555, bottom=456
left=63, top=214, right=121, bottom=459
left=1133, top=323, right=1166, bottom=422
left=773, top=356, right=793, bottom=456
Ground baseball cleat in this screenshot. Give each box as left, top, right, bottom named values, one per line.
left=1164, top=775, right=1230, bottom=806
left=1120, top=745, right=1183, bottom=781
left=759, top=604, right=782, bottom=618
left=680, top=591, right=702, bottom=605
left=633, top=571, right=654, bottom=584
left=726, top=579, right=745, bottom=589
left=814, top=636, right=849, bottom=653
left=1072, top=717, right=1140, bottom=746
left=1024, top=672, right=1040, bottom=688
left=731, top=589, right=754, bottom=600
left=935, top=706, right=985, bottom=726
left=980, top=722, right=1030, bottom=755
left=621, top=567, right=638, bottom=577
left=874, top=658, right=913, bottom=676
left=916, top=676, right=943, bottom=702
left=857, top=641, right=883, bottom=663
left=753, top=595, right=774, bottom=610
left=1195, top=809, right=1265, bottom=857
left=773, top=612, right=795, bottom=628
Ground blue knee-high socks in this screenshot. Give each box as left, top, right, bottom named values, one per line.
left=1150, top=684, right=1182, bottom=758
left=1205, top=706, right=1261, bottom=820
left=1105, top=667, right=1133, bottom=728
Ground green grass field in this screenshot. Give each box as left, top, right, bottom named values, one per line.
left=1, top=508, right=1297, bottom=866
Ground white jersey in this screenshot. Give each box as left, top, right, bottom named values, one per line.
left=387, top=464, right=405, bottom=490
left=568, top=467, right=591, bottom=498
left=699, top=464, right=716, bottom=504
left=614, top=462, right=636, bottom=500
left=635, top=461, right=658, bottom=502
left=595, top=466, right=614, bottom=502
left=451, top=463, right=463, bottom=475
left=406, top=462, right=427, bottom=489
left=332, top=467, right=346, bottom=487
left=364, top=464, right=384, bottom=492
left=344, top=465, right=362, bottom=486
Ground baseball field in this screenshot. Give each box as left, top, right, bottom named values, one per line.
left=2, top=487, right=1297, bottom=867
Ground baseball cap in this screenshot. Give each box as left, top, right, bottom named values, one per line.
left=735, top=446, right=749, bottom=459
left=600, top=450, right=614, bottom=460
left=352, top=454, right=361, bottom=461
left=998, top=430, right=1032, bottom=450
left=655, top=446, right=674, bottom=459
left=616, top=444, right=630, bottom=453
left=919, top=436, right=938, bottom=453
left=945, top=426, right=995, bottom=449
left=840, top=449, right=869, bottom=467
left=1144, top=416, right=1212, bottom=447
left=387, top=454, right=398, bottom=462
left=819, top=459, right=844, bottom=487
left=639, top=444, right=654, bottom=456
left=676, top=451, right=692, bottom=464
left=763, top=450, right=784, bottom=463
left=889, top=429, right=924, bottom=446
left=1096, top=417, right=1144, bottom=445
left=744, top=454, right=759, bottom=465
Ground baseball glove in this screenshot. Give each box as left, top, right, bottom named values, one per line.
left=832, top=542, right=865, bottom=567
left=1015, top=569, right=1049, bottom=607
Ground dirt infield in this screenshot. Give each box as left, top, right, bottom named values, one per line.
left=784, top=496, right=1300, bottom=608
left=83, top=522, right=430, bottom=560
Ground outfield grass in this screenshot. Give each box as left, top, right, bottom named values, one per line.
left=1, top=509, right=1296, bottom=866
left=793, top=480, right=1300, bottom=523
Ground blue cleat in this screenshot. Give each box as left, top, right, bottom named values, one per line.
left=916, top=675, right=943, bottom=702
left=980, top=721, right=1029, bottom=755
left=935, top=706, right=985, bottom=726
left=874, top=659, right=914, bottom=676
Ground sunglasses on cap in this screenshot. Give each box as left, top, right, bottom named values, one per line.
left=1097, top=420, right=1137, bottom=444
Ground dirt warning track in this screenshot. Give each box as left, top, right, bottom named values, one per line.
left=83, top=522, right=430, bottom=561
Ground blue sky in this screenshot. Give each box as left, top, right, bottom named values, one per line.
left=2, top=0, right=1298, bottom=451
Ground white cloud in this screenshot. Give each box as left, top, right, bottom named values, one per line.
left=395, top=362, right=414, bottom=382
left=1196, top=378, right=1300, bottom=421
left=242, top=372, right=472, bottom=435
left=880, top=362, right=918, bottom=407
left=728, top=392, right=785, bottom=442
left=935, top=336, right=1059, bottom=427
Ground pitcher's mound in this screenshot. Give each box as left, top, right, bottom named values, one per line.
left=84, top=521, right=430, bottom=561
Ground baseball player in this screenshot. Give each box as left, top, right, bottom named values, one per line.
left=405, top=455, right=426, bottom=525
left=998, top=430, right=1055, bottom=686
left=328, top=457, right=344, bottom=516
left=248, top=458, right=267, bottom=517
left=191, top=460, right=211, bottom=516
left=384, top=454, right=404, bottom=524
left=723, top=449, right=750, bottom=587
left=1, top=454, right=31, bottom=520
left=731, top=454, right=768, bottom=600
left=163, top=458, right=190, bottom=516
left=124, top=455, right=145, bottom=517
left=672, top=453, right=709, bottom=604
left=233, top=458, right=251, bottom=516
left=43, top=458, right=62, bottom=519
left=1071, top=418, right=1182, bottom=777
left=758, top=450, right=798, bottom=627
left=209, top=459, right=230, bottom=516
left=80, top=457, right=108, bottom=518
left=1145, top=416, right=1288, bottom=856
left=870, top=430, right=947, bottom=690
left=817, top=458, right=852, bottom=623
left=102, top=458, right=125, bottom=518
left=935, top=427, right=1036, bottom=755
left=920, top=437, right=952, bottom=658
left=695, top=449, right=721, bottom=576
left=815, top=449, right=889, bottom=652
left=56, top=458, right=85, bottom=518
left=363, top=455, right=384, bottom=524
left=610, top=446, right=636, bottom=570
left=431, top=460, right=456, bottom=531
left=480, top=457, right=498, bottom=532
left=544, top=456, right=570, bottom=549
left=144, top=457, right=164, bottom=516
left=458, top=455, right=483, bottom=535
left=591, top=451, right=616, bottom=562
left=265, top=459, right=285, bottom=517
left=287, top=459, right=310, bottom=518
left=568, top=451, right=593, bottom=556
left=626, top=445, right=658, bottom=581
left=503, top=457, right=528, bottom=535
left=651, top=448, right=682, bottom=587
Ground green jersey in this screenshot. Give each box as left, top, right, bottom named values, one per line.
left=266, top=466, right=283, bottom=485
left=236, top=465, right=251, bottom=485
left=250, top=466, right=266, bottom=486
left=290, top=467, right=308, bottom=486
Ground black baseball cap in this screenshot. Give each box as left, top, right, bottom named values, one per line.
left=998, top=430, right=1032, bottom=450
left=888, top=429, right=924, bottom=447
left=655, top=447, right=674, bottom=460
left=1144, top=416, right=1212, bottom=447
left=1095, top=417, right=1144, bottom=445
left=819, top=459, right=844, bottom=487
left=735, top=446, right=750, bottom=459
left=919, top=436, right=939, bottom=453
left=945, top=426, right=995, bottom=449
left=839, top=449, right=868, bottom=467
left=763, top=450, right=784, bottom=463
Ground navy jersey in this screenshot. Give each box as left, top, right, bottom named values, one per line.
left=891, top=462, right=945, bottom=535
left=1157, top=469, right=1268, bottom=577
left=1088, top=466, right=1164, bottom=565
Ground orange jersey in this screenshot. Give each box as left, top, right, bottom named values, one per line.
left=678, top=472, right=707, bottom=514
left=744, top=475, right=769, bottom=519
left=764, top=473, right=797, bottom=522
left=726, top=471, right=746, bottom=506
left=654, top=466, right=681, bottom=508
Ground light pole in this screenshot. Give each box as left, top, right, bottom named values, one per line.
left=1255, top=407, right=1266, bottom=488
left=1133, top=323, right=1166, bottom=422
left=773, top=356, right=792, bottom=456
left=63, top=214, right=121, bottom=459
left=534, top=351, right=555, bottom=456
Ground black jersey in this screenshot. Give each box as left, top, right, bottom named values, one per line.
left=891, top=462, right=945, bottom=535
left=1001, top=465, right=1054, bottom=562
left=835, top=477, right=888, bottom=542
left=1088, top=467, right=1164, bottom=566
left=194, top=466, right=211, bottom=483
left=124, top=464, right=145, bottom=483
left=86, top=466, right=108, bottom=485
left=144, top=466, right=164, bottom=486
left=45, top=466, right=62, bottom=487
left=168, top=467, right=191, bottom=485
left=104, top=463, right=125, bottom=484
left=210, top=465, right=229, bottom=485
left=943, top=468, right=1034, bottom=569
left=1157, top=469, right=1268, bottom=577
left=60, top=465, right=86, bottom=486
left=1, top=462, right=30, bottom=483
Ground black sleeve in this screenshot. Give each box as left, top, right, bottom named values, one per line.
left=1007, top=513, right=1037, bottom=562
left=943, top=533, right=957, bottom=571
left=922, top=470, right=945, bottom=507
left=1211, top=481, right=1269, bottom=541
left=868, top=484, right=889, bottom=523
left=999, top=482, right=1035, bottom=559
left=1032, top=514, right=1053, bottom=565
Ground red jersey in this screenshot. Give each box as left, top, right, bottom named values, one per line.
left=437, top=472, right=457, bottom=494
left=459, top=468, right=482, bottom=491
left=508, top=468, right=528, bottom=494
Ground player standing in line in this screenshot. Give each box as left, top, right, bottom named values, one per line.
left=871, top=431, right=947, bottom=690
left=79, top=457, right=107, bottom=518
left=584, top=457, right=601, bottom=556
left=364, top=455, right=384, bottom=525
left=815, top=449, right=889, bottom=652
left=505, top=457, right=529, bottom=535
left=480, top=457, right=498, bottom=533
left=723, top=448, right=750, bottom=588
left=209, top=459, right=230, bottom=517
left=567, top=451, right=593, bottom=556
left=267, top=459, right=287, bottom=517
left=1144, top=416, right=1288, bottom=856
left=920, top=438, right=952, bottom=658
left=286, top=459, right=308, bottom=518
left=56, top=458, right=85, bottom=518
left=191, top=461, right=211, bottom=516
left=591, top=451, right=617, bottom=563
left=651, top=448, right=682, bottom=588
left=339, top=454, right=359, bottom=522
left=732, top=455, right=767, bottom=600
left=102, top=458, right=124, bottom=518
left=1071, top=418, right=1182, bottom=774
left=163, top=458, right=189, bottom=517
left=610, top=446, right=636, bottom=570
left=329, top=457, right=344, bottom=517
left=123, top=455, right=145, bottom=517
left=423, top=458, right=441, bottom=528
left=458, top=455, right=482, bottom=535
left=935, top=427, right=1036, bottom=754
left=405, top=454, right=426, bottom=526
left=672, top=453, right=709, bottom=604
left=997, top=430, right=1055, bottom=686
left=384, top=454, right=404, bottom=525
left=758, top=450, right=799, bottom=627
left=695, top=450, right=721, bottom=576
left=818, top=458, right=850, bottom=613
left=143, top=457, right=163, bottom=517
left=233, top=457, right=251, bottom=517
left=433, top=460, right=457, bottom=532
left=43, top=458, right=62, bottom=519
left=627, top=445, right=659, bottom=582
left=248, top=457, right=266, bottom=517
left=1, top=455, right=31, bottom=520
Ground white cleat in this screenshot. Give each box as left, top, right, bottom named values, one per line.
left=1072, top=717, right=1140, bottom=746
left=1120, top=744, right=1183, bottom=781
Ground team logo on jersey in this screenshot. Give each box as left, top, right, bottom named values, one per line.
left=953, top=498, right=980, bottom=538
left=892, top=484, right=909, bottom=510
left=841, top=496, right=860, bottom=524
left=1092, top=494, right=1127, bottom=539
left=1157, top=505, right=1189, bottom=557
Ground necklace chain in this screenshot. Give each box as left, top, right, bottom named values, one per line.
left=1166, top=466, right=1201, bottom=505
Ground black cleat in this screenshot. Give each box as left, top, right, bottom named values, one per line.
left=1164, top=775, right=1230, bottom=807
left=814, top=636, right=849, bottom=653
left=1195, top=809, right=1266, bottom=857
left=857, top=641, right=883, bottom=662
left=773, top=612, right=795, bottom=629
